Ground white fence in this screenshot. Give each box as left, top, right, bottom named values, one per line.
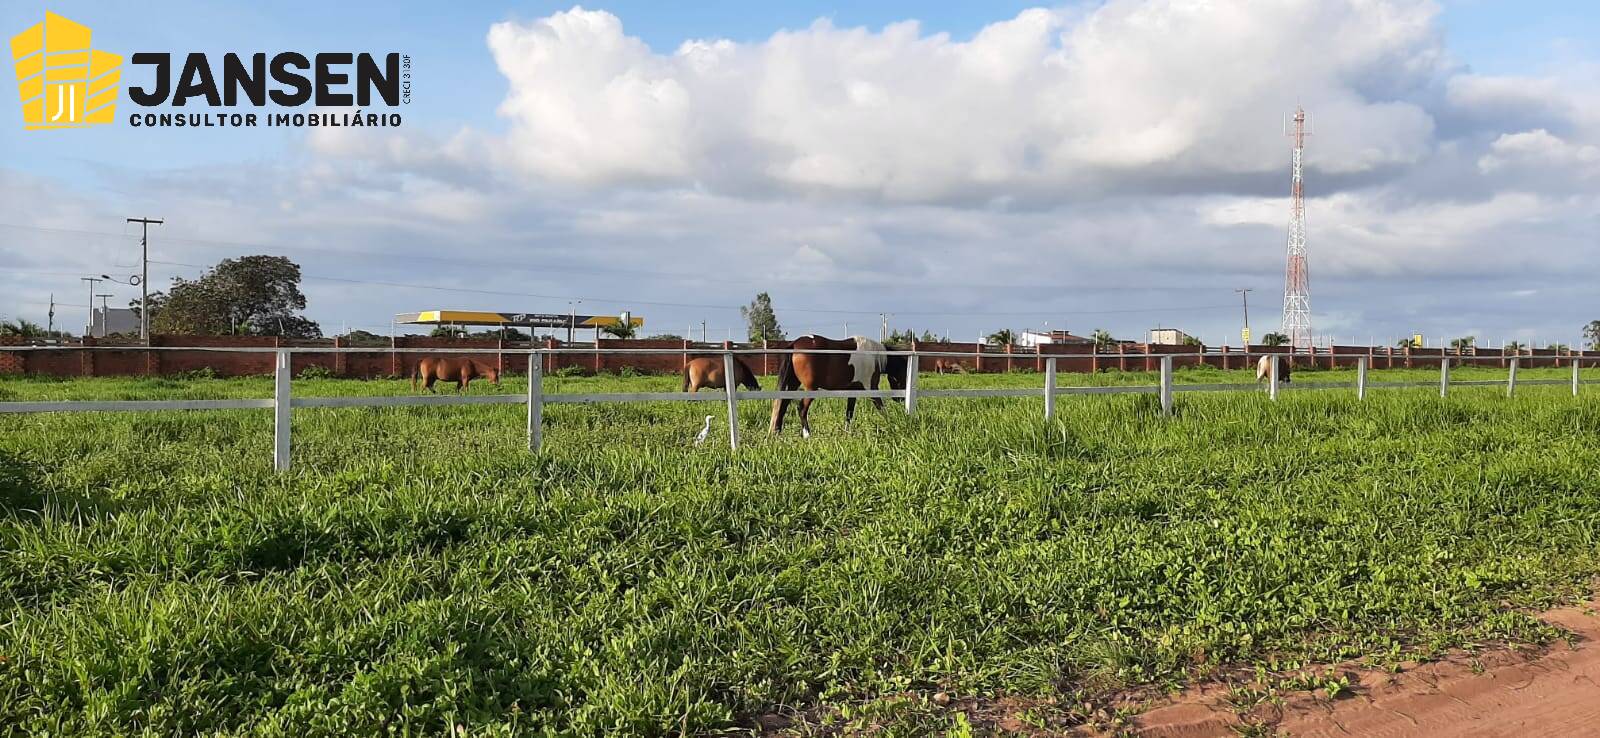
left=0, top=348, right=1588, bottom=471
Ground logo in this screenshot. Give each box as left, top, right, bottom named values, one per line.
left=10, top=12, right=407, bottom=131
left=11, top=12, right=122, bottom=129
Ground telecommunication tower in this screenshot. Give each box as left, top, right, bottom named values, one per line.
left=1280, top=107, right=1312, bottom=349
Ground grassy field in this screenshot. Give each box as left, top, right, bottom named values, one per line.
left=2, top=367, right=1599, bottom=735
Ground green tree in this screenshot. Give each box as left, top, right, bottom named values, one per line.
left=1261, top=332, right=1289, bottom=346
left=1504, top=341, right=1525, bottom=353
left=644, top=333, right=683, bottom=340
left=145, top=255, right=321, bottom=338
left=0, top=318, right=46, bottom=338
left=986, top=328, right=1017, bottom=346
left=1091, top=329, right=1117, bottom=352
left=1585, top=320, right=1600, bottom=351
left=1449, top=336, right=1476, bottom=351
left=885, top=328, right=944, bottom=346
left=600, top=321, right=637, bottom=339
left=429, top=326, right=467, bottom=339
left=740, top=293, right=785, bottom=342
left=1180, top=334, right=1203, bottom=347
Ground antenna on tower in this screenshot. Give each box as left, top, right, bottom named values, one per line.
left=1280, top=106, right=1312, bottom=351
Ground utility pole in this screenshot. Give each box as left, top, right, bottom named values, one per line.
left=95, top=294, right=113, bottom=337
left=701, top=320, right=707, bottom=343
left=126, top=217, right=163, bottom=343
left=1234, top=288, right=1252, bottom=345
left=79, top=276, right=102, bottom=337
left=566, top=299, right=581, bottom=342
left=47, top=293, right=54, bottom=336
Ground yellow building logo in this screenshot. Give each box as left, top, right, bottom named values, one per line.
left=11, top=12, right=122, bottom=130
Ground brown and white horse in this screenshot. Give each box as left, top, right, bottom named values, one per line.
left=682, top=356, right=761, bottom=393
left=1256, top=355, right=1292, bottom=384
left=769, top=335, right=908, bottom=437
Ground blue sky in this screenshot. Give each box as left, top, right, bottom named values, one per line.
left=2, top=1, right=1598, bottom=345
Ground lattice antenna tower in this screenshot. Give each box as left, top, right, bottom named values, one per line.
left=1280, top=107, right=1312, bottom=350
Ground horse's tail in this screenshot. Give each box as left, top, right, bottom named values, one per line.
left=769, top=352, right=797, bottom=432
left=681, top=365, right=691, bottom=392
left=411, top=360, right=420, bottom=391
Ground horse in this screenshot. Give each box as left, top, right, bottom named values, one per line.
left=413, top=356, right=500, bottom=393
left=1256, top=355, right=1292, bottom=384
left=682, top=356, right=761, bottom=393
left=769, top=335, right=908, bottom=437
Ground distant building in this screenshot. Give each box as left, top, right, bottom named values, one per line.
left=90, top=307, right=138, bottom=337
left=1147, top=328, right=1196, bottom=346
left=1017, top=330, right=1096, bottom=348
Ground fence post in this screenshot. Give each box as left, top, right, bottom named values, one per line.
left=904, top=351, right=918, bottom=417
left=1357, top=356, right=1367, bottom=401
left=1507, top=356, right=1518, bottom=397
left=1159, top=355, right=1173, bottom=416
left=1440, top=356, right=1450, bottom=398
left=527, top=350, right=543, bottom=453
left=723, top=352, right=740, bottom=450
left=1269, top=355, right=1279, bottom=401
left=1575, top=360, right=1582, bottom=397
left=1044, top=357, right=1057, bottom=422
left=273, top=349, right=291, bottom=472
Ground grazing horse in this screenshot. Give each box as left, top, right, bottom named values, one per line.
left=413, top=356, right=500, bottom=393
left=1256, top=355, right=1292, bottom=384
left=769, top=335, right=908, bottom=437
left=682, top=356, right=761, bottom=393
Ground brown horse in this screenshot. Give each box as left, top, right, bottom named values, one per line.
left=413, top=356, right=500, bottom=393
left=769, top=335, right=908, bottom=437
left=682, top=356, right=761, bottom=392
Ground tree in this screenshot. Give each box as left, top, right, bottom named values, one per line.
left=987, top=328, right=1017, bottom=346
left=1449, top=336, right=1476, bottom=351
left=644, top=333, right=683, bottom=340
left=0, top=318, right=46, bottom=338
left=600, top=321, right=637, bottom=339
left=1180, top=334, right=1203, bottom=347
left=145, top=255, right=321, bottom=337
left=740, top=293, right=785, bottom=342
left=1504, top=341, right=1525, bottom=353
left=1585, top=321, right=1600, bottom=351
left=340, top=329, right=389, bottom=346
left=1091, top=329, right=1117, bottom=352
left=1261, top=332, right=1289, bottom=346
left=886, top=328, right=945, bottom=346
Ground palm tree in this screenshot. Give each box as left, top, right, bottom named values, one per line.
left=0, top=318, right=46, bottom=338
left=601, top=321, right=638, bottom=339
left=1260, top=332, right=1289, bottom=347
left=986, top=328, right=1017, bottom=346
left=1091, top=328, right=1117, bottom=352
left=1504, top=341, right=1525, bottom=353
left=1449, top=336, right=1475, bottom=352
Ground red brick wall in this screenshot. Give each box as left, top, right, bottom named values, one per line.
left=2, top=335, right=1595, bottom=379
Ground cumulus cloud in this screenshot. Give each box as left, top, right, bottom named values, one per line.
left=485, top=1, right=1445, bottom=201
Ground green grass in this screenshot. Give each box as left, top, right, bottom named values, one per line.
left=1, top=370, right=1598, bottom=735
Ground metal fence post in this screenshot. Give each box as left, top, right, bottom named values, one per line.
left=1440, top=357, right=1450, bottom=398
left=273, top=349, right=291, bottom=471
left=1507, top=356, right=1518, bottom=397
left=1044, top=357, right=1057, bottom=422
left=527, top=350, right=543, bottom=453
left=904, top=351, right=918, bottom=417
left=1575, top=360, right=1582, bottom=397
left=1356, top=356, right=1368, bottom=401
left=723, top=352, right=740, bottom=450
left=1269, top=355, right=1279, bottom=401
left=1159, top=355, right=1173, bottom=416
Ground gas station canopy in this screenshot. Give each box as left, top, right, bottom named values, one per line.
left=395, top=310, right=643, bottom=329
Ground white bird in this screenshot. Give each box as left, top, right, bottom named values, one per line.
left=693, top=415, right=713, bottom=445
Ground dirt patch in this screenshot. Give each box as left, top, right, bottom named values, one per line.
left=1124, top=598, right=1600, bottom=737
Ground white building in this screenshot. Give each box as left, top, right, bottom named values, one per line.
left=1017, top=330, right=1096, bottom=348
left=1147, top=328, right=1196, bottom=346
left=89, top=307, right=139, bottom=337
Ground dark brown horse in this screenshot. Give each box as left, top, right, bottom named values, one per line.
left=413, top=356, right=500, bottom=393
left=769, top=335, right=908, bottom=437
left=682, top=356, right=761, bottom=392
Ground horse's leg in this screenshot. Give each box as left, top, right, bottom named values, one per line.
left=845, top=397, right=857, bottom=428
left=869, top=372, right=887, bottom=413
left=798, top=398, right=814, bottom=438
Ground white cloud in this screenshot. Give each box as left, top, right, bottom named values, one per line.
left=485, top=1, right=1446, bottom=200
left=1478, top=128, right=1600, bottom=174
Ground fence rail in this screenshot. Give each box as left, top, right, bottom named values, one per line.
left=0, top=351, right=1589, bottom=471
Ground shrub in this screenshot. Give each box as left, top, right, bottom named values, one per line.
left=297, top=365, right=336, bottom=380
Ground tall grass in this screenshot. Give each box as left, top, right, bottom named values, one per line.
left=1, top=372, right=1597, bottom=735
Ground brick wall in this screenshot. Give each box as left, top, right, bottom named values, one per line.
left=1, top=335, right=1595, bottom=379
